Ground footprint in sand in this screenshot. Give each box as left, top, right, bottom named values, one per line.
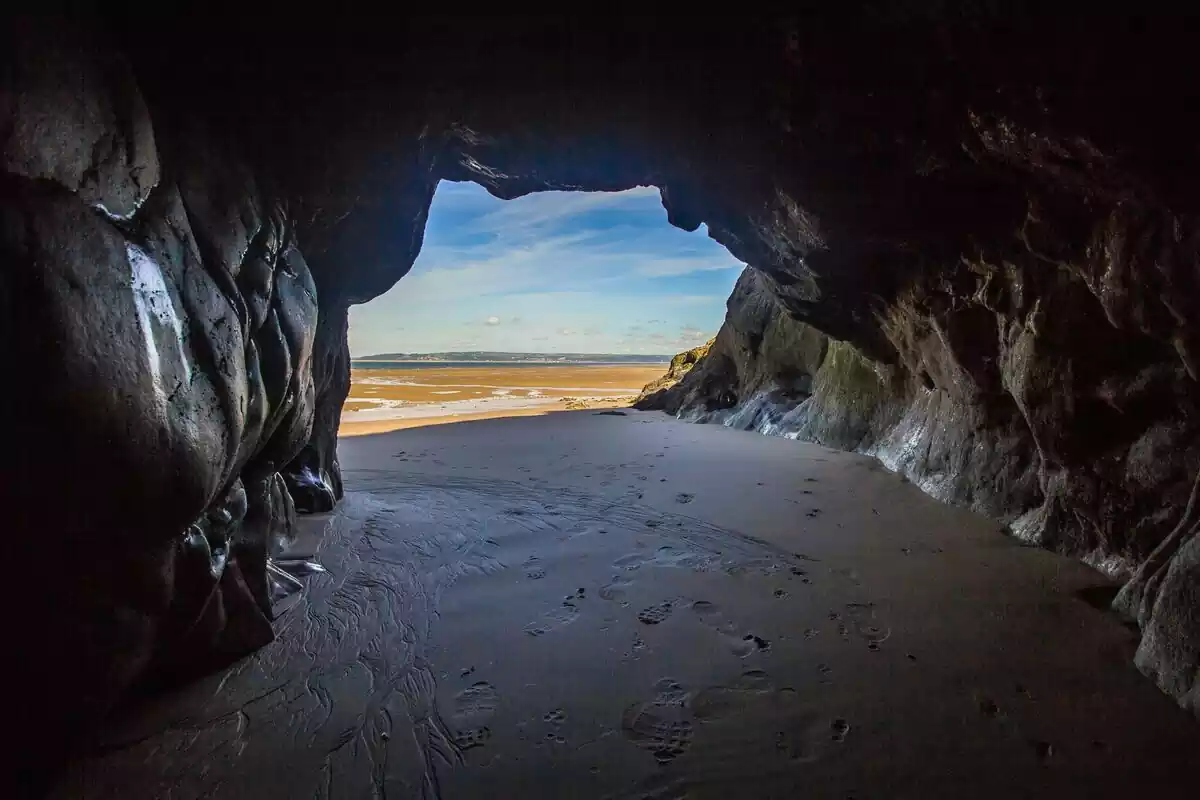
left=600, top=575, right=633, bottom=604
left=843, top=602, right=891, bottom=649
left=453, top=681, right=498, bottom=719
left=524, top=603, right=581, bottom=636
left=614, top=553, right=650, bottom=571
left=691, top=600, right=770, bottom=657
left=691, top=600, right=736, bottom=634
left=522, top=556, right=547, bottom=580
left=454, top=726, right=492, bottom=750
left=675, top=493, right=695, bottom=504
left=638, top=602, right=674, bottom=625
left=622, top=707, right=695, bottom=765
left=687, top=673, right=828, bottom=764
left=650, top=677, right=690, bottom=707
left=622, top=679, right=697, bottom=764
left=451, top=681, right=499, bottom=751
left=830, top=718, right=851, bottom=743
left=730, top=634, right=771, bottom=657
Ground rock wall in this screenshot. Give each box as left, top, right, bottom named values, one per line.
left=642, top=253, right=1198, bottom=712
left=635, top=338, right=714, bottom=404
left=4, top=9, right=1199, bottom=784
left=2, top=19, right=321, bottom=786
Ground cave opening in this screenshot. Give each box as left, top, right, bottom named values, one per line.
left=6, top=11, right=1200, bottom=795
left=338, top=180, right=739, bottom=436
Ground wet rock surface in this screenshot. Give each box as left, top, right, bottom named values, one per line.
left=3, top=17, right=319, bottom=788
left=3, top=8, right=1200, bottom=788
left=639, top=256, right=1199, bottom=712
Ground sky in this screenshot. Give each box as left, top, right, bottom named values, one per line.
left=347, top=181, right=744, bottom=356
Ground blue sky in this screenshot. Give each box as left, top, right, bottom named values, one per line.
left=347, top=182, right=744, bottom=356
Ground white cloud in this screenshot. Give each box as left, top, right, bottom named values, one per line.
left=347, top=183, right=743, bottom=356
left=633, top=256, right=741, bottom=278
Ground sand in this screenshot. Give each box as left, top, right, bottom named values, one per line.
left=340, top=364, right=665, bottom=435
left=56, top=411, right=1197, bottom=798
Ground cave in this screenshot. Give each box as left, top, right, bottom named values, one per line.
left=3, top=9, right=1198, bottom=797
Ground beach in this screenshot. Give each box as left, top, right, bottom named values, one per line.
left=339, top=363, right=668, bottom=435
left=59, top=410, right=1197, bottom=798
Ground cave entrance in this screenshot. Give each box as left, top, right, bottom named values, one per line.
left=339, top=180, right=742, bottom=436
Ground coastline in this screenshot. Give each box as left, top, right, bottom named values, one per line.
left=338, top=363, right=663, bottom=436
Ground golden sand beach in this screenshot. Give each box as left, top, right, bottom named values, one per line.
left=339, top=364, right=668, bottom=435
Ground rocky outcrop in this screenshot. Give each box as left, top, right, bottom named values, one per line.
left=4, top=10, right=1199, bottom=785
left=2, top=19, right=320, bottom=787
left=636, top=337, right=714, bottom=403
left=637, top=269, right=830, bottom=425
left=643, top=254, right=1197, bottom=713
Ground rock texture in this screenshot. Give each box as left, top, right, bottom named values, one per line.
left=635, top=337, right=714, bottom=403
left=3, top=9, right=1200, bottom=786
left=2, top=18, right=319, bottom=788
left=642, top=255, right=1198, bottom=713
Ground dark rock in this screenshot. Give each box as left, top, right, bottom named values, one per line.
left=3, top=18, right=318, bottom=787
left=282, top=305, right=348, bottom=512
left=636, top=337, right=714, bottom=403
left=637, top=269, right=829, bottom=423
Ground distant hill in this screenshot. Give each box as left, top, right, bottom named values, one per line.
left=354, top=351, right=672, bottom=364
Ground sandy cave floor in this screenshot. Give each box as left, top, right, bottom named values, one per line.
left=56, top=411, right=1198, bottom=799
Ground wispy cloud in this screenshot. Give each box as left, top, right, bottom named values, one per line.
left=348, top=182, right=743, bottom=356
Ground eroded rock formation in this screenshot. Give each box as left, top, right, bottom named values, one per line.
left=2, top=18, right=320, bottom=787
left=635, top=337, right=714, bottom=404
left=641, top=248, right=1200, bottom=712
left=3, top=8, right=1198, bottom=786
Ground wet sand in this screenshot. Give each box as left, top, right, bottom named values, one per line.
left=340, top=365, right=665, bottom=435
left=57, top=411, right=1197, bottom=798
